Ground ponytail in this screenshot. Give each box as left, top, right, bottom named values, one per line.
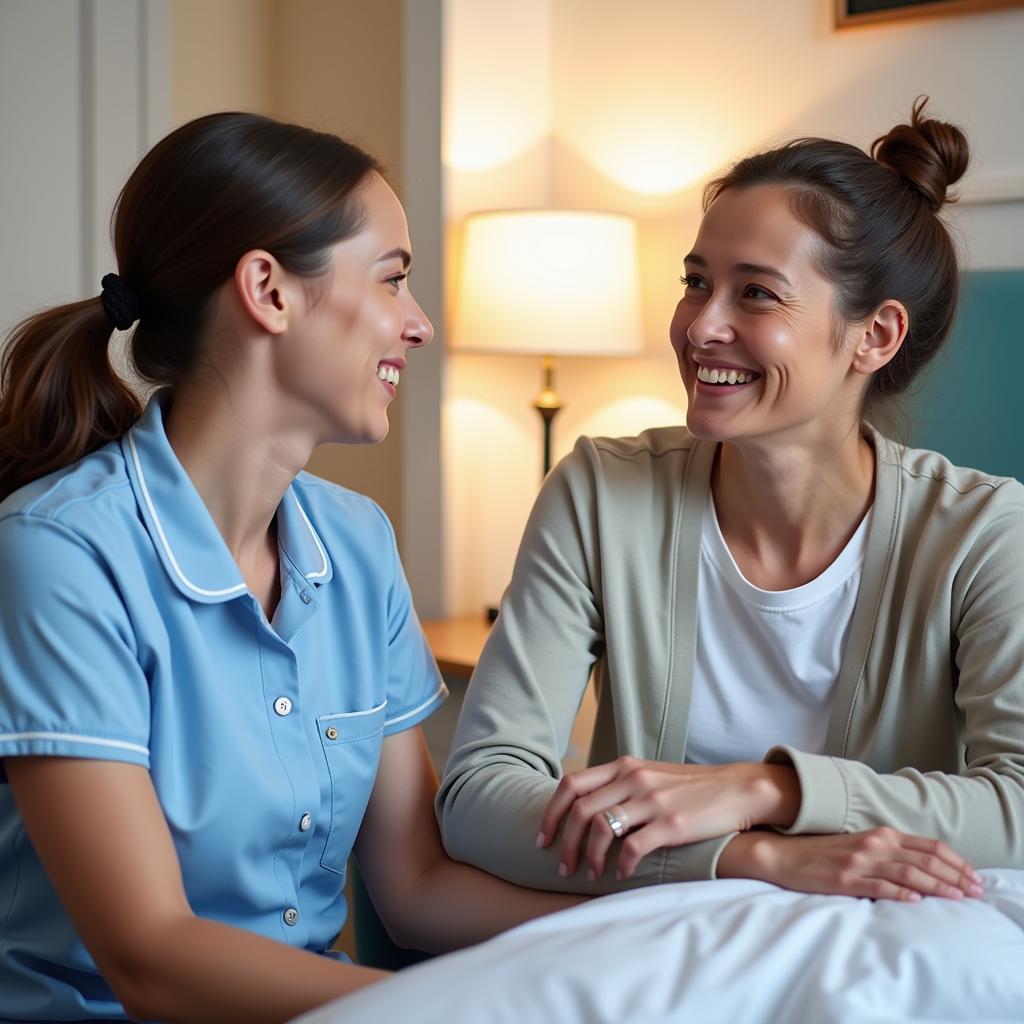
left=0, top=298, right=142, bottom=501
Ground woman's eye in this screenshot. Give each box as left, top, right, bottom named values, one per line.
left=386, top=273, right=408, bottom=290
left=680, top=274, right=707, bottom=290
left=744, top=284, right=776, bottom=300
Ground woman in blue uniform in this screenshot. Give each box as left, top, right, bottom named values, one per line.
left=0, top=112, right=577, bottom=1024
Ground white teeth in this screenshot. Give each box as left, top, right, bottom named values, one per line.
left=377, top=364, right=400, bottom=386
left=697, top=365, right=755, bottom=385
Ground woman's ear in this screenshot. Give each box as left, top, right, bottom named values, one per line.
left=234, top=250, right=290, bottom=335
left=850, top=299, right=909, bottom=377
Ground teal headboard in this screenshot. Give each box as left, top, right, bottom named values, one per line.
left=906, top=269, right=1024, bottom=482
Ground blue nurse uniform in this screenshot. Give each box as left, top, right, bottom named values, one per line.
left=0, top=392, right=446, bottom=1020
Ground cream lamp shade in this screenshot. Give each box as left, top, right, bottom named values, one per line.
left=450, top=209, right=644, bottom=481
left=450, top=209, right=644, bottom=357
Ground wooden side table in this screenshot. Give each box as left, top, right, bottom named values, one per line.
left=421, top=614, right=493, bottom=679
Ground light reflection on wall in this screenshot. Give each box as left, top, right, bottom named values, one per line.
left=572, top=395, right=686, bottom=441
left=442, top=0, right=551, bottom=173
left=444, top=396, right=537, bottom=616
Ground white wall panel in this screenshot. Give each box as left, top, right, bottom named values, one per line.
left=0, top=0, right=171, bottom=339
left=0, top=0, right=84, bottom=331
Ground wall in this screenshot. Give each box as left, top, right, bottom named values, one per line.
left=172, top=0, right=274, bottom=121
left=442, top=0, right=1024, bottom=614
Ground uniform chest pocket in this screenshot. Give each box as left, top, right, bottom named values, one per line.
left=317, top=700, right=387, bottom=876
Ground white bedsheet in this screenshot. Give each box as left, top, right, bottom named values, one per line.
left=293, top=870, right=1024, bottom=1024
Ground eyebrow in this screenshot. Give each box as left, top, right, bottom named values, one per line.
left=684, top=252, right=792, bottom=288
left=376, top=247, right=411, bottom=270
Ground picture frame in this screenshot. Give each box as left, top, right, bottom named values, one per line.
left=836, top=0, right=1024, bottom=27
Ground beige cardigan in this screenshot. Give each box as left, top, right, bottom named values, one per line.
left=437, top=427, right=1024, bottom=891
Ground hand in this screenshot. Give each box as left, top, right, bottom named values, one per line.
left=536, top=756, right=800, bottom=881
left=718, top=828, right=985, bottom=902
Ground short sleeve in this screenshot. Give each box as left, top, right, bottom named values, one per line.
left=373, top=510, right=446, bottom=736
left=0, top=515, right=151, bottom=778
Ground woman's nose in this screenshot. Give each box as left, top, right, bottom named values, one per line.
left=687, top=297, right=734, bottom=347
left=403, top=296, right=434, bottom=348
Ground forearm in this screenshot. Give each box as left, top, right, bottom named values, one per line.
left=110, top=914, right=386, bottom=1024
left=441, top=762, right=729, bottom=888
left=396, top=856, right=585, bottom=954
left=767, top=746, right=1024, bottom=867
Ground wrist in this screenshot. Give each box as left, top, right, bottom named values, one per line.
left=716, top=831, right=775, bottom=881
left=749, top=763, right=800, bottom=829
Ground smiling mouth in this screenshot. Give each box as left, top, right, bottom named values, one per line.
left=695, top=365, right=758, bottom=386
left=376, top=364, right=400, bottom=387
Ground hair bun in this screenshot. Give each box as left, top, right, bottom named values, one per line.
left=870, top=97, right=969, bottom=212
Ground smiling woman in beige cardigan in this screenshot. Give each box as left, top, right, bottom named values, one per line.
left=438, top=99, right=1024, bottom=903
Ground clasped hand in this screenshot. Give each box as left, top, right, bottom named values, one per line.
left=536, top=756, right=799, bottom=881
left=536, top=756, right=983, bottom=902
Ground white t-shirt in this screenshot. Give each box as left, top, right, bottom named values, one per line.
left=685, top=501, right=871, bottom=766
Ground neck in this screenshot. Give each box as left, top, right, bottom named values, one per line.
left=710, top=422, right=875, bottom=589
left=163, top=374, right=315, bottom=569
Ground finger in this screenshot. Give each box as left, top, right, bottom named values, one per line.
left=877, top=861, right=970, bottom=899
left=614, top=814, right=682, bottom=880
left=558, top=781, right=636, bottom=877
left=537, top=762, right=623, bottom=849
left=900, top=850, right=983, bottom=897
left=582, top=807, right=621, bottom=881
left=899, top=835, right=982, bottom=892
left=848, top=876, right=923, bottom=903
left=583, top=801, right=647, bottom=880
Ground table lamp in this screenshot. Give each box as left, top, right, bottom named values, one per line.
left=450, top=209, right=644, bottom=477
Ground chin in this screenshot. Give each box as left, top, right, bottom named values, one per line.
left=684, top=412, right=733, bottom=443
left=325, top=419, right=390, bottom=447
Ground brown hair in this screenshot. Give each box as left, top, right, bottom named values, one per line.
left=0, top=112, right=381, bottom=500
left=703, top=97, right=969, bottom=417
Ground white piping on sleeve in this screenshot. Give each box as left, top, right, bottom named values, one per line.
left=0, top=732, right=149, bottom=756
left=385, top=683, right=448, bottom=727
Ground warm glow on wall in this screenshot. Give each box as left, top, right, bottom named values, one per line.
left=572, top=394, right=686, bottom=440
left=442, top=0, right=551, bottom=172
left=557, top=102, right=726, bottom=198
left=577, top=120, right=718, bottom=197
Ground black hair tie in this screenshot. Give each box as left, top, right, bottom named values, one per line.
left=100, top=273, right=141, bottom=330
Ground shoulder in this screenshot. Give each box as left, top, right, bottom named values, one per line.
left=291, top=470, right=397, bottom=546
left=0, top=444, right=136, bottom=555
left=878, top=434, right=1024, bottom=517
left=582, top=425, right=698, bottom=462
left=528, top=426, right=706, bottom=548
left=558, top=426, right=700, bottom=484
left=0, top=443, right=130, bottom=520
left=872, top=434, right=1024, bottom=570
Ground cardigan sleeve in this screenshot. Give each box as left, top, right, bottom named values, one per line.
left=766, top=479, right=1024, bottom=868
left=437, top=439, right=733, bottom=891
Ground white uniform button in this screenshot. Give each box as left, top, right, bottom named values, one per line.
left=274, top=697, right=292, bottom=717
left=299, top=813, right=312, bottom=832
left=283, top=907, right=299, bottom=926
left=325, top=726, right=339, bottom=740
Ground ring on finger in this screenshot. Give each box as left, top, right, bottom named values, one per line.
left=602, top=806, right=629, bottom=839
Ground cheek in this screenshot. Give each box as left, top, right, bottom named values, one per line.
left=359, top=299, right=404, bottom=342
left=669, top=301, right=692, bottom=357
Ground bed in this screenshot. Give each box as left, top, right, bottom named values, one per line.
left=293, top=870, right=1024, bottom=1023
